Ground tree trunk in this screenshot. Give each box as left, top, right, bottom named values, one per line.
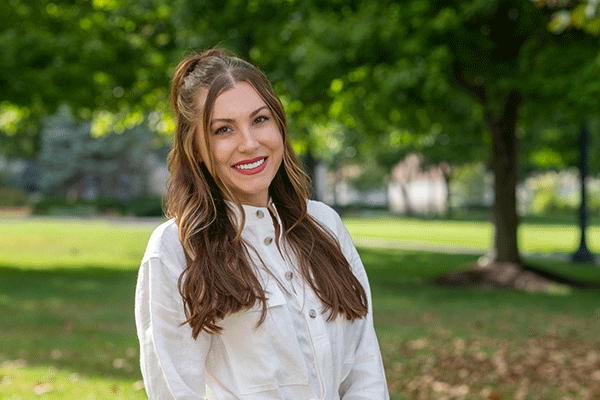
left=453, top=66, right=523, bottom=265
left=488, top=90, right=522, bottom=264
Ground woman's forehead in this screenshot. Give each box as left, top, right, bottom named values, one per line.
left=212, top=82, right=265, bottom=116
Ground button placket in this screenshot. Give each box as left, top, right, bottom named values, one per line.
left=284, top=270, right=297, bottom=294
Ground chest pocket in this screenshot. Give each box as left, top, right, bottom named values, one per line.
left=219, top=283, right=309, bottom=395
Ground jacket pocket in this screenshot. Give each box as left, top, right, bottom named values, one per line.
left=219, top=284, right=309, bottom=395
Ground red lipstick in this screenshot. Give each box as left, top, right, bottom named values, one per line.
left=232, top=157, right=268, bottom=175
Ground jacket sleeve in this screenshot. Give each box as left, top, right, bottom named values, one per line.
left=333, top=212, right=390, bottom=400
left=135, top=256, right=210, bottom=400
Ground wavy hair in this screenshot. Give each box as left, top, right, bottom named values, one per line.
left=167, top=49, right=367, bottom=338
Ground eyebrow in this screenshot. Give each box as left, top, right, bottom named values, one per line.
left=211, top=105, right=269, bottom=126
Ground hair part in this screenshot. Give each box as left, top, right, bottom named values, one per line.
left=167, top=49, right=367, bottom=339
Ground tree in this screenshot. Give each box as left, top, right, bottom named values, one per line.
left=442, top=0, right=600, bottom=265
left=38, top=104, right=155, bottom=200
left=0, top=0, right=177, bottom=157
left=250, top=0, right=600, bottom=276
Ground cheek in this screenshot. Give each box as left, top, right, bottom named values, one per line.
left=206, top=141, right=236, bottom=177
left=270, top=129, right=285, bottom=155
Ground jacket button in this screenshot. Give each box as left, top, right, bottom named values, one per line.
left=264, top=236, right=273, bottom=245
left=309, top=309, right=317, bottom=318
left=256, top=210, right=264, bottom=218
left=285, top=271, right=293, bottom=280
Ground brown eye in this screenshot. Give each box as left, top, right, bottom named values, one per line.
left=254, top=116, right=268, bottom=125
left=214, top=126, right=231, bottom=135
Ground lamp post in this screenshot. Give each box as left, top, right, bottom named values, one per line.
left=572, top=122, right=595, bottom=263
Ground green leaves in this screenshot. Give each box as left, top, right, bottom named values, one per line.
left=2, top=0, right=600, bottom=170
left=544, top=0, right=600, bottom=35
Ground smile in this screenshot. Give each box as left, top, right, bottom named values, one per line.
left=233, top=157, right=266, bottom=170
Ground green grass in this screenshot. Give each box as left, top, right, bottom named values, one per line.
left=1, top=217, right=600, bottom=399
left=0, top=266, right=147, bottom=399
left=343, top=215, right=600, bottom=254
left=0, top=218, right=153, bottom=399
left=0, top=218, right=156, bottom=269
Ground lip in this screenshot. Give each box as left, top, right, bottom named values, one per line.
left=232, top=156, right=268, bottom=175
left=233, top=156, right=266, bottom=166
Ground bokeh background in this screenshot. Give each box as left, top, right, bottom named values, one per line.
left=2, top=0, right=600, bottom=399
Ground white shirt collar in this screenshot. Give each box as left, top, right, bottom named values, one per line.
left=224, top=199, right=279, bottom=228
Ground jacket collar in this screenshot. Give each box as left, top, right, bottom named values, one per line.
left=224, top=199, right=280, bottom=229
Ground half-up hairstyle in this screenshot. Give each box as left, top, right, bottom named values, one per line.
left=167, top=49, right=368, bottom=339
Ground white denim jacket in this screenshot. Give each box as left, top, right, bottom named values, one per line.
left=135, top=200, right=389, bottom=400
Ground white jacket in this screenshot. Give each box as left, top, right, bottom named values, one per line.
left=135, top=200, right=389, bottom=399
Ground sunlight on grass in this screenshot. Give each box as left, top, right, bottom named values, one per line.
left=0, top=218, right=156, bottom=269
left=343, top=216, right=600, bottom=254
left=0, top=362, right=146, bottom=400
left=343, top=217, right=493, bottom=249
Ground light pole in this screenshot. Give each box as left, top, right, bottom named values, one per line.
left=572, top=122, right=595, bottom=263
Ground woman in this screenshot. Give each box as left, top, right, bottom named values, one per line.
left=135, top=49, right=389, bottom=400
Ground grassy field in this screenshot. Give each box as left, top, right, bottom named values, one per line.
left=342, top=215, right=600, bottom=254
left=1, top=216, right=600, bottom=399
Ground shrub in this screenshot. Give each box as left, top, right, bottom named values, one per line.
left=31, top=196, right=164, bottom=217
left=125, top=196, right=164, bottom=217
left=0, top=187, right=29, bottom=207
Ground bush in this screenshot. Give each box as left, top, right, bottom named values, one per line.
left=124, top=196, right=164, bottom=217
left=0, top=187, right=29, bottom=207
left=95, top=198, right=128, bottom=215
left=31, top=196, right=163, bottom=217
left=31, top=197, right=81, bottom=216
left=524, top=170, right=579, bottom=216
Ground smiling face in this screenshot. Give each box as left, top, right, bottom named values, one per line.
left=197, top=81, right=284, bottom=207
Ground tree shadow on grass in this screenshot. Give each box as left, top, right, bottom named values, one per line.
left=0, top=264, right=143, bottom=380
left=357, top=246, right=481, bottom=285
left=357, top=246, right=600, bottom=320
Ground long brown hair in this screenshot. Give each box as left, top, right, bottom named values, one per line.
left=167, top=49, right=367, bottom=339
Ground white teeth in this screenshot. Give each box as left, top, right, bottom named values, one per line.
left=233, top=158, right=265, bottom=170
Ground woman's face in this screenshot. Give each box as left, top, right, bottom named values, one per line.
left=197, top=81, right=284, bottom=207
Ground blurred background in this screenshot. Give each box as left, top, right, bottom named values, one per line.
left=2, top=0, right=600, bottom=399
left=2, top=0, right=600, bottom=222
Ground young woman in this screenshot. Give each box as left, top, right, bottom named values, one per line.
left=135, top=49, right=389, bottom=400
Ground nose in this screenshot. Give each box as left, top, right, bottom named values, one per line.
left=238, top=126, right=259, bottom=153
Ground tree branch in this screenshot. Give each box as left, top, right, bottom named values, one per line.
left=452, top=63, right=487, bottom=105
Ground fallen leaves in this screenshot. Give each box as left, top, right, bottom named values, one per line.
left=385, top=332, right=600, bottom=399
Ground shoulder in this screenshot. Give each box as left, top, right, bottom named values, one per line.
left=307, top=200, right=340, bottom=222
left=307, top=200, right=361, bottom=269
left=142, top=219, right=186, bottom=276
left=306, top=200, right=346, bottom=237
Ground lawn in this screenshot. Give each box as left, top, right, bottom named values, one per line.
left=1, top=216, right=599, bottom=399
left=342, top=215, right=600, bottom=254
